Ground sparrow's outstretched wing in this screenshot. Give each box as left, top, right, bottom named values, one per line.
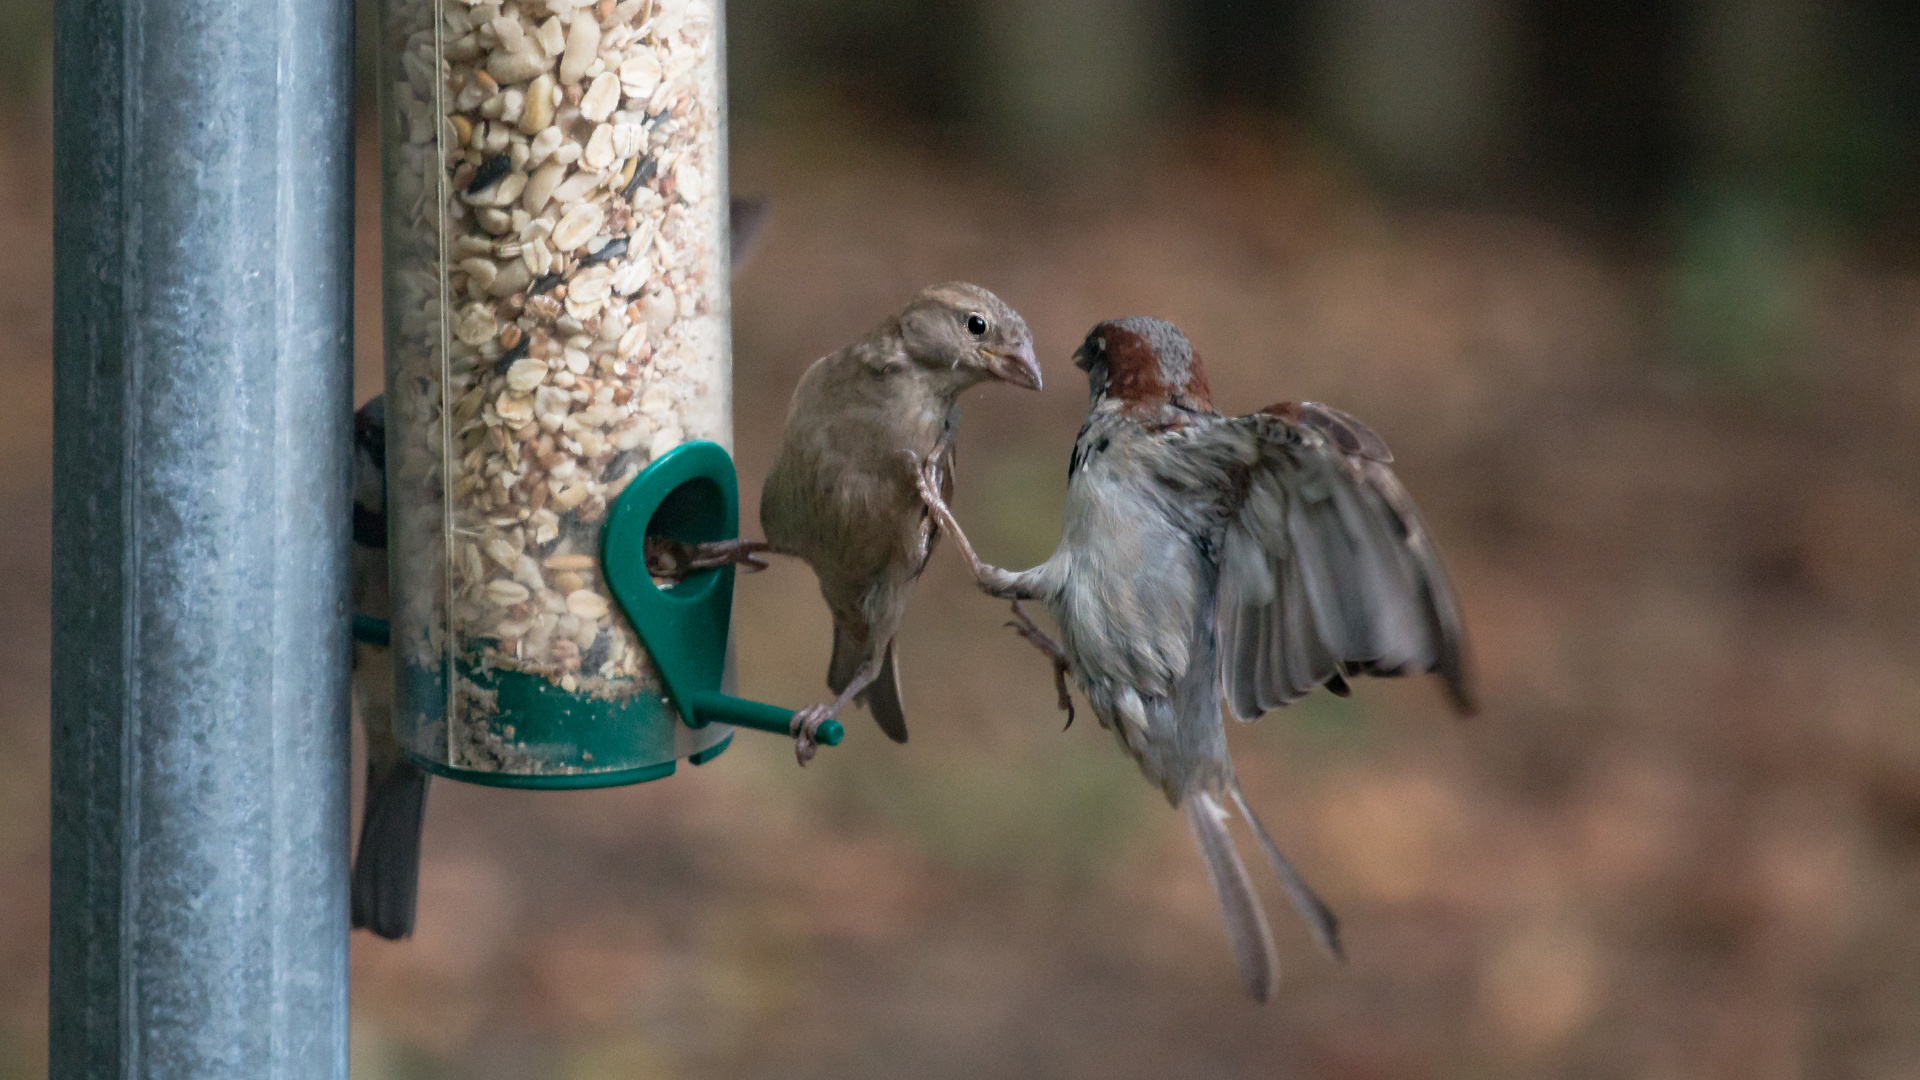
left=1206, top=403, right=1472, bottom=719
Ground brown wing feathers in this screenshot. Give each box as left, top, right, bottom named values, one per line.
left=1220, top=405, right=1473, bottom=718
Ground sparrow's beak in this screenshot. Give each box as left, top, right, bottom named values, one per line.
left=1071, top=342, right=1093, bottom=371
left=981, top=340, right=1042, bottom=390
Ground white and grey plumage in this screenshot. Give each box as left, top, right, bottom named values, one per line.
left=915, top=316, right=1472, bottom=1000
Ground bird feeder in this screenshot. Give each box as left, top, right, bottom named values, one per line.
left=373, top=0, right=826, bottom=787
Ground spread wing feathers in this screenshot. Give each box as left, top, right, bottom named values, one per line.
left=1183, top=790, right=1279, bottom=1002
left=1213, top=405, right=1472, bottom=719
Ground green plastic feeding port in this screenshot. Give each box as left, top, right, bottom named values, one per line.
left=602, top=441, right=844, bottom=748
left=389, top=442, right=838, bottom=791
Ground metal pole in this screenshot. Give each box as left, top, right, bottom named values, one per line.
left=51, top=0, right=356, bottom=1072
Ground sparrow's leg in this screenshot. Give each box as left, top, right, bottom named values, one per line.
left=685, top=537, right=773, bottom=572
left=786, top=657, right=883, bottom=766
left=903, top=432, right=956, bottom=573
left=926, top=429, right=954, bottom=493
left=906, top=501, right=938, bottom=575
left=902, top=450, right=1039, bottom=601
left=643, top=536, right=774, bottom=580
left=1005, top=600, right=1075, bottom=728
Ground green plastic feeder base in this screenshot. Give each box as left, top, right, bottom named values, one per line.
left=412, top=757, right=681, bottom=789
left=409, top=731, right=734, bottom=788
left=377, top=441, right=839, bottom=791
left=397, top=665, right=732, bottom=788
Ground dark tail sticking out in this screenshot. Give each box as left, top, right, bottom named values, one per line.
left=831, top=623, right=909, bottom=743
left=1184, top=785, right=1346, bottom=1002
left=351, top=760, right=429, bottom=940
left=861, top=640, right=908, bottom=744
left=1184, top=791, right=1278, bottom=1002
left=1230, top=783, right=1342, bottom=961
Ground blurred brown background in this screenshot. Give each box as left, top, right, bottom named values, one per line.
left=8, top=0, right=1920, bottom=1076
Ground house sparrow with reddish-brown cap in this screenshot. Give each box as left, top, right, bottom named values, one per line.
left=760, top=283, right=1039, bottom=759
left=911, top=316, right=1471, bottom=1000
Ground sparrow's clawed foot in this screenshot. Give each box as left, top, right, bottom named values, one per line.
left=788, top=703, right=835, bottom=766
left=643, top=536, right=773, bottom=581
left=686, top=537, right=773, bottom=573
left=903, top=449, right=943, bottom=509
left=1006, top=600, right=1076, bottom=727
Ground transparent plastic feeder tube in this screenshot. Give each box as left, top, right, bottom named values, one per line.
left=380, top=0, right=730, bottom=775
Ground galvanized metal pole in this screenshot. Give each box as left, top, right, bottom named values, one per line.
left=51, top=0, right=356, bottom=1073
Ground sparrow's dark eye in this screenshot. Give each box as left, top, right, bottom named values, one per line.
left=966, top=312, right=988, bottom=336
left=1075, top=335, right=1105, bottom=370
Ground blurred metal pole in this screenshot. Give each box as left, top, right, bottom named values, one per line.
left=50, top=0, right=355, bottom=1073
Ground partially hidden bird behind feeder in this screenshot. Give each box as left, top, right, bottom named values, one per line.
left=911, top=316, right=1472, bottom=1001
left=350, top=197, right=773, bottom=940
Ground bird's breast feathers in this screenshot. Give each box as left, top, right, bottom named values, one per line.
left=761, top=385, right=951, bottom=574
left=1050, top=423, right=1207, bottom=698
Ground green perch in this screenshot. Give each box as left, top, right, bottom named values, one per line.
left=689, top=691, right=842, bottom=747
left=602, top=441, right=840, bottom=753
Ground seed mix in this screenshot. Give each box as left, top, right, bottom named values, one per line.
left=381, top=0, right=729, bottom=769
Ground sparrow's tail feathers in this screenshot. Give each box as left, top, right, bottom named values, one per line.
left=1229, top=782, right=1342, bottom=961
left=827, top=621, right=863, bottom=696
left=860, top=639, right=909, bottom=743
left=1184, top=790, right=1278, bottom=1002
left=351, top=759, right=428, bottom=940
